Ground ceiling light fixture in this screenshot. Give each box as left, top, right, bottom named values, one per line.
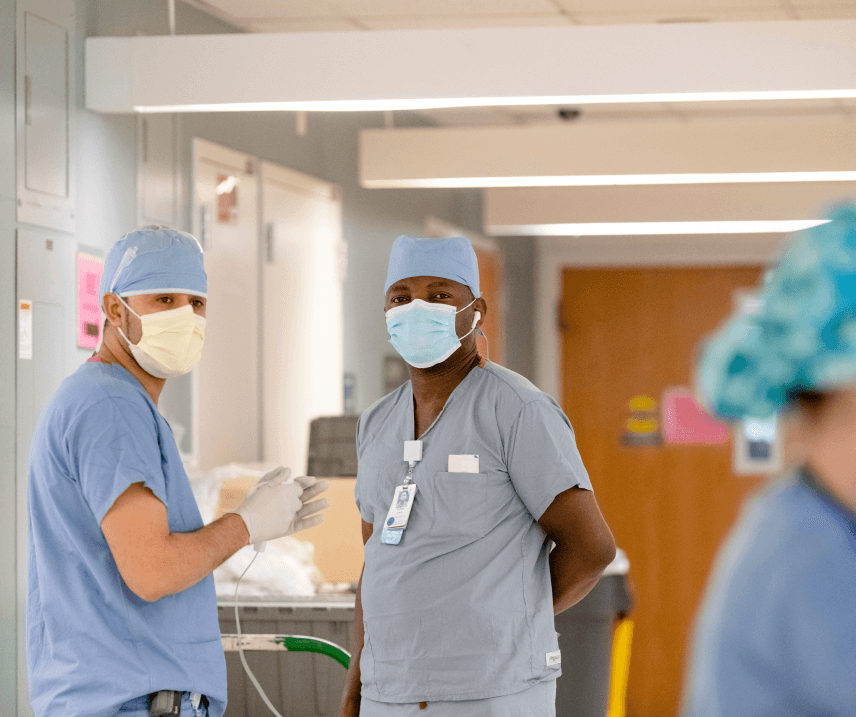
left=365, top=172, right=856, bottom=189
left=485, top=220, right=831, bottom=236
left=133, top=89, right=856, bottom=114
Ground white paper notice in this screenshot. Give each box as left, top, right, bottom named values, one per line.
left=448, top=454, right=479, bottom=473
left=19, top=300, right=33, bottom=360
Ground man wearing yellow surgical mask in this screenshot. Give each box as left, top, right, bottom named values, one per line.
left=26, top=226, right=329, bottom=717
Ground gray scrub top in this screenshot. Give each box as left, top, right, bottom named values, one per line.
left=355, top=360, right=592, bottom=703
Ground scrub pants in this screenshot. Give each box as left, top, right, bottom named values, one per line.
left=116, top=692, right=208, bottom=716
left=360, top=679, right=556, bottom=717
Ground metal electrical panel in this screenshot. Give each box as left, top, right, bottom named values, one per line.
left=139, top=114, right=179, bottom=226
left=16, top=229, right=78, bottom=717
left=16, top=0, right=75, bottom=233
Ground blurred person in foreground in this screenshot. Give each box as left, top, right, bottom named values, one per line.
left=338, top=235, right=616, bottom=717
left=682, top=204, right=856, bottom=716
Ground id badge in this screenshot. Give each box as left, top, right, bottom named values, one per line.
left=380, top=526, right=404, bottom=545
left=380, top=485, right=417, bottom=545
left=384, top=485, right=417, bottom=529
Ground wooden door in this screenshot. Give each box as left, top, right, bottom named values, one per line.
left=560, top=267, right=767, bottom=717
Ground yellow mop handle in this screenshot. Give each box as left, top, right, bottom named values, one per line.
left=608, top=619, right=634, bottom=717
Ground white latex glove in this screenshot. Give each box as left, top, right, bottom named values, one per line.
left=231, top=467, right=330, bottom=546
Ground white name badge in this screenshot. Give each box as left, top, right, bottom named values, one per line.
left=383, top=484, right=418, bottom=530
left=449, top=454, right=479, bottom=473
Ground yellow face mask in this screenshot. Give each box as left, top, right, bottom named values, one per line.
left=118, top=297, right=206, bottom=379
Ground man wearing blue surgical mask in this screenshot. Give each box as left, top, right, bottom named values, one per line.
left=26, top=226, right=329, bottom=717
left=338, top=236, right=616, bottom=717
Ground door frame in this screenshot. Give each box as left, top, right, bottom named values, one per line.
left=534, top=232, right=786, bottom=401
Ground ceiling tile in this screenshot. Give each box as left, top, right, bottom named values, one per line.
left=673, top=98, right=842, bottom=112
left=569, top=12, right=707, bottom=23
left=689, top=8, right=797, bottom=19
left=326, top=0, right=560, bottom=18
left=572, top=7, right=794, bottom=24
left=201, top=0, right=342, bottom=20
left=360, top=13, right=571, bottom=29
left=417, top=96, right=851, bottom=127
left=793, top=6, right=856, bottom=18
left=553, top=0, right=783, bottom=11
left=247, top=18, right=363, bottom=32
left=417, top=107, right=523, bottom=126
left=791, top=0, right=856, bottom=6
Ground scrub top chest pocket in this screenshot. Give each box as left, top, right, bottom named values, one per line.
left=429, top=471, right=489, bottom=539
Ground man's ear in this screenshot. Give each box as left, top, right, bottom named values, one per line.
left=474, top=297, right=488, bottom=328
left=102, top=293, right=124, bottom=329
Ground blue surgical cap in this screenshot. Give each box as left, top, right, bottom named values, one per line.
left=99, top=225, right=207, bottom=308
left=697, top=203, right=856, bottom=420
left=384, top=235, right=481, bottom=298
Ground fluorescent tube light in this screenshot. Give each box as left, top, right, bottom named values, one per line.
left=486, top=220, right=831, bottom=236
left=133, top=89, right=856, bottom=114
left=365, top=172, right=856, bottom=189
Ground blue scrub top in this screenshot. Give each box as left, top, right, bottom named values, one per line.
left=355, top=360, right=592, bottom=703
left=26, top=361, right=226, bottom=717
left=682, top=468, right=856, bottom=716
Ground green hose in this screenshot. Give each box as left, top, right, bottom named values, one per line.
left=274, top=635, right=351, bottom=669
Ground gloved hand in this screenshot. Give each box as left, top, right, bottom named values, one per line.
left=231, top=467, right=330, bottom=545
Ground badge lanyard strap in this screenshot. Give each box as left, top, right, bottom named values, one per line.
left=403, top=440, right=422, bottom=484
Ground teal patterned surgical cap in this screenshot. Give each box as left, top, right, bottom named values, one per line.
left=697, top=203, right=856, bottom=420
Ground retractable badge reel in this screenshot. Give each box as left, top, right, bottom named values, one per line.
left=381, top=440, right=422, bottom=545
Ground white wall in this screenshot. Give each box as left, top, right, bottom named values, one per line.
left=1, top=0, right=19, bottom=706
left=1, top=1, right=486, bottom=710
left=78, top=0, right=483, bottom=420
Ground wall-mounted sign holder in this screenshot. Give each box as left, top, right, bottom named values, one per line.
left=621, top=395, right=664, bottom=447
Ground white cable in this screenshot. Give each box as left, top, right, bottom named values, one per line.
left=233, top=551, right=285, bottom=717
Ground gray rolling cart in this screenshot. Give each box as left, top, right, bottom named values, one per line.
left=554, top=566, right=634, bottom=717
left=218, top=596, right=355, bottom=717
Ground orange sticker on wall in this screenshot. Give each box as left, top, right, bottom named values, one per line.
left=216, top=174, right=239, bottom=223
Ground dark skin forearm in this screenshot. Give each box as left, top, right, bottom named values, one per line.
left=549, top=542, right=609, bottom=615
left=537, top=486, right=617, bottom=616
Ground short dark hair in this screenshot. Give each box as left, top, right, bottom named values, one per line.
left=788, top=389, right=828, bottom=415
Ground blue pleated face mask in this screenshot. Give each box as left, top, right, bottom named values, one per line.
left=386, top=298, right=478, bottom=369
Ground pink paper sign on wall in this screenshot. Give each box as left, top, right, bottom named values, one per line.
left=663, top=387, right=730, bottom=445
left=77, top=254, right=104, bottom=349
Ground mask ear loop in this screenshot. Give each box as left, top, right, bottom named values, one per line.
left=457, top=308, right=481, bottom=342
left=454, top=297, right=478, bottom=315
left=112, top=296, right=145, bottom=353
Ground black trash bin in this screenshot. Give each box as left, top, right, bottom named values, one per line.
left=554, top=557, right=633, bottom=717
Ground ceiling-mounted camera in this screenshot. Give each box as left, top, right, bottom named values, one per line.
left=557, top=107, right=581, bottom=121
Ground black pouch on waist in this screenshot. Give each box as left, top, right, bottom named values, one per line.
left=147, top=690, right=182, bottom=716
